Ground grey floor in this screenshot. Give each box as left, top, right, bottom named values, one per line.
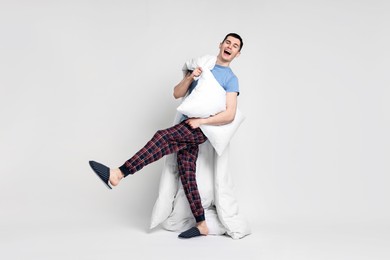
left=2, top=218, right=389, bottom=260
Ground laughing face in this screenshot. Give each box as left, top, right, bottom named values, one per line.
left=217, top=36, right=241, bottom=65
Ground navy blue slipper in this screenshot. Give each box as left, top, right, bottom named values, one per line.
left=89, top=161, right=112, bottom=189
left=178, top=227, right=203, bottom=239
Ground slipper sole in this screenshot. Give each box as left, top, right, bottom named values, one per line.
left=89, top=161, right=112, bottom=190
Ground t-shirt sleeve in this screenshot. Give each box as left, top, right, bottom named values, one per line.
left=225, top=75, right=240, bottom=95
left=188, top=80, right=198, bottom=95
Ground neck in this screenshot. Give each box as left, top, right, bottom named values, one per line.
left=216, top=55, right=230, bottom=67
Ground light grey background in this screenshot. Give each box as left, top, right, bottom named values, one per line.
left=1, top=0, right=389, bottom=259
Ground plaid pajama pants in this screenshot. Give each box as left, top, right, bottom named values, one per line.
left=119, top=121, right=208, bottom=222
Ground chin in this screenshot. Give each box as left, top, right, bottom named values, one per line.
left=222, top=55, right=232, bottom=61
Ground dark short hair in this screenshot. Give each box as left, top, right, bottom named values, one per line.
left=222, top=33, right=243, bottom=51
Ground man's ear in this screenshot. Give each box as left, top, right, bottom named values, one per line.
left=235, top=51, right=241, bottom=58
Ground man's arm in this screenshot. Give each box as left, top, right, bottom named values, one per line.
left=173, top=67, right=203, bottom=99
left=185, top=92, right=238, bottom=129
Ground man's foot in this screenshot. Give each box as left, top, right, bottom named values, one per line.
left=109, top=168, right=124, bottom=186
left=196, top=221, right=209, bottom=236
left=89, top=161, right=124, bottom=189
left=178, top=221, right=209, bottom=239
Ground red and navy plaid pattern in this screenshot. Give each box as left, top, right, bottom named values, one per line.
left=177, top=144, right=205, bottom=222
left=119, top=121, right=207, bottom=222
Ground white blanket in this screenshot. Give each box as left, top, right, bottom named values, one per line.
left=149, top=56, right=251, bottom=239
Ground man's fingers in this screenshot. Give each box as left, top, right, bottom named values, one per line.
left=185, top=120, right=195, bottom=129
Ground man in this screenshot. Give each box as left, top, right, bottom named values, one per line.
left=89, top=33, right=243, bottom=239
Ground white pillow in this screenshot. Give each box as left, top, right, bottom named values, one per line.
left=200, top=109, right=245, bottom=156
left=177, top=69, right=226, bottom=118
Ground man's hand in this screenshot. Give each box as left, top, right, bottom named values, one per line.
left=190, top=67, right=203, bottom=79
left=185, top=118, right=204, bottom=129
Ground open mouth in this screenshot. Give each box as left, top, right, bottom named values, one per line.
left=224, top=49, right=231, bottom=56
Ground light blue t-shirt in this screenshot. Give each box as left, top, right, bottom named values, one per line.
left=188, top=64, right=240, bottom=95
